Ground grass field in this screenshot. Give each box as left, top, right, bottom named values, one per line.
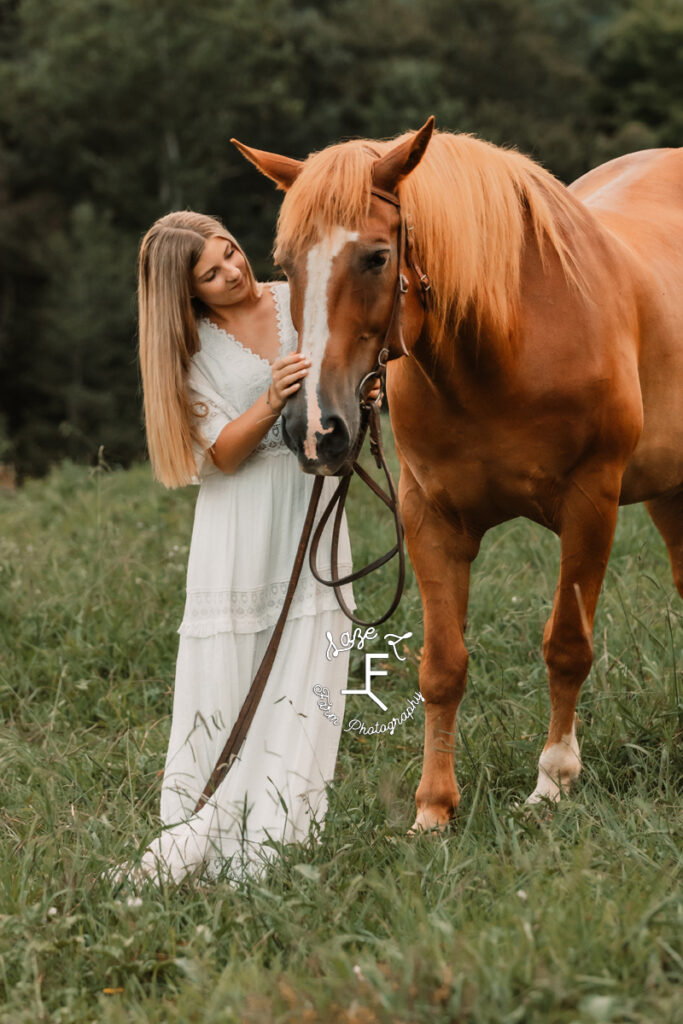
left=0, top=428, right=681, bottom=1023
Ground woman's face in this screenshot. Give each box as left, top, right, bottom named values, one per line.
left=191, top=235, right=250, bottom=309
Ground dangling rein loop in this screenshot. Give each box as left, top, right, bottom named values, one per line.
left=308, top=348, right=406, bottom=628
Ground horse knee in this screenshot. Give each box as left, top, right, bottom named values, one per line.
left=543, top=630, right=593, bottom=685
left=419, top=640, right=468, bottom=705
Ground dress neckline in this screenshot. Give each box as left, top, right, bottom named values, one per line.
left=199, top=281, right=286, bottom=368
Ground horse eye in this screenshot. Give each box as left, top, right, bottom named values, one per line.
left=365, top=250, right=389, bottom=272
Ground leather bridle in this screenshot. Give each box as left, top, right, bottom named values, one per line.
left=364, top=184, right=432, bottom=360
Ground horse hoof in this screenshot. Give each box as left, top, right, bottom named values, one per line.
left=515, top=797, right=555, bottom=825
left=407, top=809, right=452, bottom=836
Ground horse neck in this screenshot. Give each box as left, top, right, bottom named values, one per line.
left=408, top=304, right=517, bottom=399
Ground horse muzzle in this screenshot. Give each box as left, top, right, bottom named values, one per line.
left=282, top=394, right=360, bottom=476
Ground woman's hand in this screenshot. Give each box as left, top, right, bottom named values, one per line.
left=365, top=379, right=382, bottom=406
left=268, top=353, right=311, bottom=413
left=266, top=354, right=383, bottom=414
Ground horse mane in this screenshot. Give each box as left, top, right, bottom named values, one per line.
left=275, top=130, right=590, bottom=349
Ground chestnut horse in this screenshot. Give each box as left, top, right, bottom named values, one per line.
left=232, top=119, right=683, bottom=832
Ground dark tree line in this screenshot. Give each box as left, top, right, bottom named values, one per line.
left=1, top=0, right=681, bottom=479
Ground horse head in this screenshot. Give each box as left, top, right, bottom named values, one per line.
left=231, top=118, right=435, bottom=475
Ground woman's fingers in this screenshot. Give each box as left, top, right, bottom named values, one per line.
left=277, top=366, right=309, bottom=387
left=272, top=353, right=310, bottom=374
left=274, top=360, right=309, bottom=383
left=280, top=376, right=305, bottom=391
left=270, top=355, right=385, bottom=409
left=270, top=355, right=311, bottom=406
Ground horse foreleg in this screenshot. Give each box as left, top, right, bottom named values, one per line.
left=645, top=488, right=683, bottom=600
left=527, top=463, right=622, bottom=805
left=401, top=477, right=480, bottom=833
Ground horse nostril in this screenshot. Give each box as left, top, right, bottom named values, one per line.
left=319, top=415, right=350, bottom=458
left=322, top=413, right=344, bottom=434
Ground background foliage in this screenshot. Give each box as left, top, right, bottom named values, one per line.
left=1, top=0, right=682, bottom=478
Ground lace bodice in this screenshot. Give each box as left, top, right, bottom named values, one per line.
left=187, top=281, right=295, bottom=476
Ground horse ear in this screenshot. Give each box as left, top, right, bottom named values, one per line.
left=372, top=116, right=435, bottom=194
left=230, top=139, right=303, bottom=191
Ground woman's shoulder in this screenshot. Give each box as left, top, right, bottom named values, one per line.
left=195, top=315, right=220, bottom=343
left=264, top=278, right=289, bottom=295
left=263, top=278, right=289, bottom=310
left=190, top=319, right=227, bottom=384
left=192, top=316, right=235, bottom=364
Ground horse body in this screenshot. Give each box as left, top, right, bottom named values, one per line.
left=232, top=125, right=683, bottom=830
left=570, top=148, right=683, bottom=504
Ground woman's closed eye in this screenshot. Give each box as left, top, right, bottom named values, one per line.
left=200, top=246, right=235, bottom=283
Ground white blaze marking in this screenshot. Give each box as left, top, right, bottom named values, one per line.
left=526, top=723, right=581, bottom=804
left=300, top=226, right=358, bottom=461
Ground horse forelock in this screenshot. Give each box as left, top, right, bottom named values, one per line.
left=275, top=131, right=589, bottom=353
left=274, top=142, right=376, bottom=263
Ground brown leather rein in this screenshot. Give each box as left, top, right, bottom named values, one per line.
left=192, top=186, right=430, bottom=815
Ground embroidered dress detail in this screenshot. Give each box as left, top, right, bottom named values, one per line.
left=179, top=572, right=344, bottom=636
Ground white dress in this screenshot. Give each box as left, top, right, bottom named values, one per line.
left=140, top=281, right=356, bottom=884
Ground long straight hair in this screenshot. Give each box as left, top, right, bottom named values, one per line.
left=138, top=211, right=260, bottom=487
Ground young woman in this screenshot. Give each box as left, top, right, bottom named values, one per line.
left=134, top=211, right=376, bottom=885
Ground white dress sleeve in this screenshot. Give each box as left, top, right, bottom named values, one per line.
left=186, top=362, right=240, bottom=479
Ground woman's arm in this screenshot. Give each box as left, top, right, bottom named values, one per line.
left=209, top=354, right=382, bottom=476
left=208, top=352, right=310, bottom=474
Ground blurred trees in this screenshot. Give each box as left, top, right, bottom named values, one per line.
left=591, top=0, right=683, bottom=160
left=0, top=0, right=680, bottom=478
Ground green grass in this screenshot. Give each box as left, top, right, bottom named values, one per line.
left=0, top=429, right=681, bottom=1023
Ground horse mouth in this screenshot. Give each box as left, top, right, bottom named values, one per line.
left=302, top=455, right=354, bottom=477
left=292, top=448, right=354, bottom=477
left=282, top=408, right=356, bottom=476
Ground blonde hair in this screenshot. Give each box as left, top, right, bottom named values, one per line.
left=138, top=211, right=260, bottom=488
